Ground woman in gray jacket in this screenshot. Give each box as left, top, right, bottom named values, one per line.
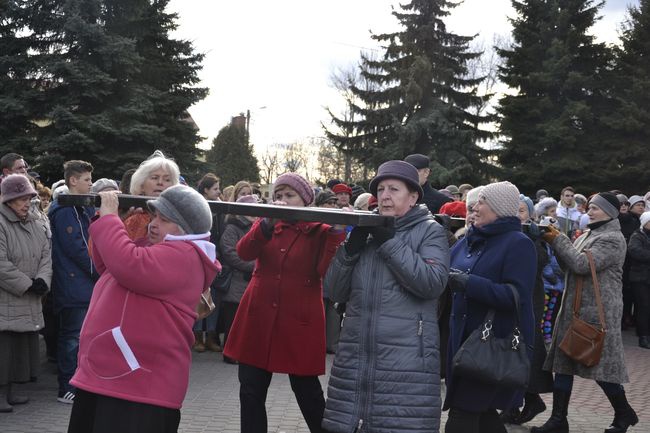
left=533, top=192, right=638, bottom=433
left=0, top=175, right=52, bottom=412
left=322, top=161, right=450, bottom=433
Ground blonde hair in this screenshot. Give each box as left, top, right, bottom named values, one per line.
left=222, top=185, right=234, bottom=202
left=231, top=180, right=252, bottom=202
left=129, top=150, right=180, bottom=195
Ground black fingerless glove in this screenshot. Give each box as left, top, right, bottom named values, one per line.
left=344, top=226, right=370, bottom=256
left=27, top=278, right=48, bottom=296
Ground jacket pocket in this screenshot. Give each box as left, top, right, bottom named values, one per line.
left=86, top=326, right=150, bottom=379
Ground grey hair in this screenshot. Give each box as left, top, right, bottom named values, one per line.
left=129, top=150, right=180, bottom=195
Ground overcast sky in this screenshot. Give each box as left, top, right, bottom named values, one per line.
left=167, top=0, right=638, bottom=154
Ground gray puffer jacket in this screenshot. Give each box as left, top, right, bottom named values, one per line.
left=322, top=204, right=449, bottom=433
left=0, top=204, right=52, bottom=332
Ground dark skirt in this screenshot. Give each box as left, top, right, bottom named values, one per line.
left=67, top=388, right=181, bottom=433
left=0, top=331, right=40, bottom=385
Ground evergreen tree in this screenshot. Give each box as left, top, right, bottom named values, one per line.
left=206, top=122, right=260, bottom=187
left=602, top=0, right=650, bottom=192
left=0, top=0, right=207, bottom=184
left=325, top=0, right=493, bottom=186
left=497, top=0, right=613, bottom=194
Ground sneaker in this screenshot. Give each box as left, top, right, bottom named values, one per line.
left=57, top=391, right=75, bottom=404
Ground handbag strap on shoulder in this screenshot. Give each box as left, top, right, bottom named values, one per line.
left=573, top=250, right=606, bottom=331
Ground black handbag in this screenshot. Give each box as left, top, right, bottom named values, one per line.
left=212, top=265, right=233, bottom=294
left=451, top=285, right=530, bottom=389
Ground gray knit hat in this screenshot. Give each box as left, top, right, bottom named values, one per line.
left=628, top=195, right=645, bottom=208
left=479, top=181, right=520, bottom=218
left=147, top=185, right=212, bottom=234
left=92, top=178, right=119, bottom=193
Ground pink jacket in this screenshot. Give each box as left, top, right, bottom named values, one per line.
left=70, top=215, right=220, bottom=409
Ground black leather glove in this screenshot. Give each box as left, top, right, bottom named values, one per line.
left=27, top=278, right=48, bottom=296
left=345, top=226, right=370, bottom=256
left=448, top=272, right=469, bottom=293
left=369, top=226, right=396, bottom=245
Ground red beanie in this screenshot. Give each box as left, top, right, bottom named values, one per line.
left=439, top=200, right=467, bottom=218
left=332, top=183, right=352, bottom=196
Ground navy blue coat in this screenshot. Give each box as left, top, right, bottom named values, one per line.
left=444, top=217, right=536, bottom=412
left=48, top=200, right=96, bottom=313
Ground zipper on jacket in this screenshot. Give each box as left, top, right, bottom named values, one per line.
left=341, top=312, right=346, bottom=329
left=417, top=313, right=424, bottom=357
left=353, top=419, right=364, bottom=432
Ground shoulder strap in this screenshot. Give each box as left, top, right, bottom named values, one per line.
left=586, top=250, right=606, bottom=331
left=573, top=250, right=606, bottom=331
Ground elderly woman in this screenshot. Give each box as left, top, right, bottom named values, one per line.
left=124, top=150, right=180, bottom=239
left=444, top=181, right=537, bottom=433
left=223, top=173, right=346, bottom=433
left=0, top=175, right=52, bottom=413
left=66, top=186, right=220, bottom=433
left=532, top=193, right=638, bottom=433
left=321, top=160, right=450, bottom=433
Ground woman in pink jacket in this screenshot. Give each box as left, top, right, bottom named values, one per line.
left=224, top=173, right=346, bottom=433
left=66, top=185, right=220, bottom=433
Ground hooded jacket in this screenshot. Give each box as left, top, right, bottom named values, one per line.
left=322, top=204, right=450, bottom=433
left=70, top=215, right=220, bottom=409
left=48, top=200, right=96, bottom=312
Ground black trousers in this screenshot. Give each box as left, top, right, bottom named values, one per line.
left=632, top=282, right=650, bottom=336
left=445, top=407, right=507, bottom=433
left=220, top=301, right=239, bottom=348
left=67, top=388, right=180, bottom=433
left=238, top=363, right=326, bottom=433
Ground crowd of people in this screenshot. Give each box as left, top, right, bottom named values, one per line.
left=0, top=150, right=646, bottom=433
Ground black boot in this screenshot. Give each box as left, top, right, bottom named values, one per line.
left=7, top=384, right=29, bottom=405
left=530, top=389, right=570, bottom=433
left=604, top=390, right=638, bottom=433
left=0, top=385, right=13, bottom=413
left=518, top=392, right=547, bottom=425
left=639, top=336, right=650, bottom=349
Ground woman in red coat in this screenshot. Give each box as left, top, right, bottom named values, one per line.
left=223, top=173, right=345, bottom=433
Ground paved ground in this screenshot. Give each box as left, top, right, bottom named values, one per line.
left=0, top=330, right=647, bottom=433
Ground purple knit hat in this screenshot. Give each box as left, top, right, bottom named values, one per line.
left=369, top=160, right=423, bottom=201
left=1, top=174, right=37, bottom=203
left=273, top=173, right=314, bottom=206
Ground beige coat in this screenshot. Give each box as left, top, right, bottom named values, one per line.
left=0, top=203, right=52, bottom=332
left=545, top=218, right=629, bottom=383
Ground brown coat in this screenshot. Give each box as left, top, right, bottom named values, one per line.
left=544, top=218, right=629, bottom=383
left=0, top=204, right=52, bottom=332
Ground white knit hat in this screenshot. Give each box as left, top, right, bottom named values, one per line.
left=479, top=181, right=520, bottom=218
left=640, top=212, right=650, bottom=229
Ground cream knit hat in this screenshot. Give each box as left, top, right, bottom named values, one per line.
left=479, top=181, right=520, bottom=218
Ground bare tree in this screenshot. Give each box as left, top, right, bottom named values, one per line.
left=282, top=142, right=308, bottom=175
left=465, top=33, right=513, bottom=120
left=259, top=148, right=280, bottom=184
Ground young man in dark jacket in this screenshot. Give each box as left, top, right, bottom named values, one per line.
left=48, top=160, right=96, bottom=404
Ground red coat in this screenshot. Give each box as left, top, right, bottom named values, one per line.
left=223, top=219, right=345, bottom=375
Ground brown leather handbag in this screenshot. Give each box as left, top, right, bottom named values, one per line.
left=558, top=250, right=606, bottom=367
